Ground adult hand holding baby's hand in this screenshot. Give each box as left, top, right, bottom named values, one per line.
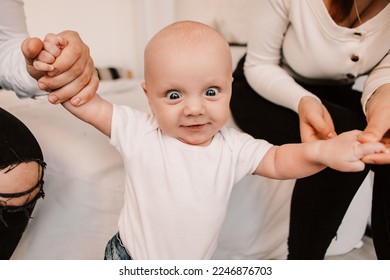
left=359, top=132, right=390, bottom=164
left=22, top=31, right=98, bottom=106
left=321, top=130, right=385, bottom=172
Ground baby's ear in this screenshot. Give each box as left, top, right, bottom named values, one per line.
left=141, top=82, right=154, bottom=114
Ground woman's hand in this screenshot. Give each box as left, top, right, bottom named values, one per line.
left=298, top=96, right=337, bottom=142
left=359, top=84, right=390, bottom=164
left=21, top=31, right=98, bottom=106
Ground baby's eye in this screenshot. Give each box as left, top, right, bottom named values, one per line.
left=167, top=91, right=182, bottom=100
left=204, top=87, right=219, bottom=97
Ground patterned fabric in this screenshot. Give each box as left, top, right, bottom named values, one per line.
left=104, top=232, right=132, bottom=260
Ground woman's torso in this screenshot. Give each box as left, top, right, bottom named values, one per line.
left=282, top=0, right=390, bottom=82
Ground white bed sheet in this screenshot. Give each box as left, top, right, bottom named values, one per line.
left=1, top=79, right=371, bottom=260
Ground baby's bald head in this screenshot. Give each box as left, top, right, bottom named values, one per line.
left=144, top=21, right=232, bottom=82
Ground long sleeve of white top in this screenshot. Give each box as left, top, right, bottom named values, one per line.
left=0, top=0, right=44, bottom=98
left=244, top=0, right=390, bottom=113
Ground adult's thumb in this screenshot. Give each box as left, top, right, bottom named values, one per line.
left=358, top=122, right=386, bottom=143
left=21, top=37, right=43, bottom=63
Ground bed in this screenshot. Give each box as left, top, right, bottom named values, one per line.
left=2, top=73, right=373, bottom=260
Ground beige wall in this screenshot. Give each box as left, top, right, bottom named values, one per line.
left=174, top=0, right=251, bottom=43
left=23, top=0, right=138, bottom=74
left=22, top=0, right=250, bottom=77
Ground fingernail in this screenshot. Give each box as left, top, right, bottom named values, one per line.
left=48, top=95, right=59, bottom=104
left=71, top=97, right=81, bottom=106
left=326, top=132, right=335, bottom=139
left=38, top=82, right=48, bottom=91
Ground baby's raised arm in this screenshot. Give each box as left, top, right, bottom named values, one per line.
left=35, top=34, right=113, bottom=137
left=255, top=130, right=386, bottom=179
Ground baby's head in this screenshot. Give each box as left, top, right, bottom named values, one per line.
left=142, top=21, right=233, bottom=146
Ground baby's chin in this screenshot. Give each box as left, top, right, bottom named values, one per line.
left=177, top=136, right=214, bottom=147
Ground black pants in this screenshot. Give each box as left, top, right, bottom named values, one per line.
left=230, top=55, right=390, bottom=259
left=0, top=107, right=45, bottom=259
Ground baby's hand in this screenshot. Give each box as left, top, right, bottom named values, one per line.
left=320, top=130, right=386, bottom=172
left=33, top=33, right=67, bottom=73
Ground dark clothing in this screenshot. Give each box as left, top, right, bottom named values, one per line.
left=0, top=107, right=45, bottom=259
left=104, top=232, right=133, bottom=260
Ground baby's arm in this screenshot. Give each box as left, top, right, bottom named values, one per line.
left=35, top=34, right=113, bottom=137
left=255, top=130, right=386, bottom=179
left=62, top=95, right=113, bottom=137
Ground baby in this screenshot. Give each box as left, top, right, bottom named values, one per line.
left=35, top=21, right=385, bottom=260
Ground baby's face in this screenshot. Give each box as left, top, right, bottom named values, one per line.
left=143, top=38, right=232, bottom=146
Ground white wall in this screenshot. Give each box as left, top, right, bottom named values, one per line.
left=23, top=0, right=139, bottom=76
left=22, top=0, right=249, bottom=77
left=174, top=0, right=251, bottom=43
left=131, top=0, right=175, bottom=78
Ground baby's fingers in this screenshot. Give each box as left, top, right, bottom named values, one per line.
left=33, top=59, right=54, bottom=72
left=361, top=148, right=390, bottom=164
left=33, top=48, right=56, bottom=72
left=41, top=34, right=67, bottom=58
left=43, top=41, right=62, bottom=57
left=340, top=142, right=385, bottom=172
left=356, top=142, right=387, bottom=159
